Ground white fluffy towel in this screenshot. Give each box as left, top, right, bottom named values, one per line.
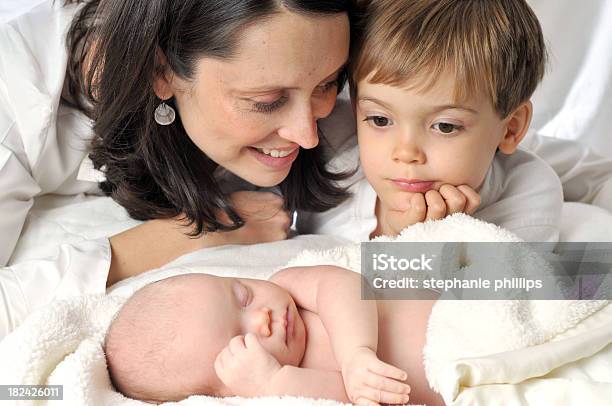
left=0, top=213, right=608, bottom=406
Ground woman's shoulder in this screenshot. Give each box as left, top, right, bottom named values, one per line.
left=0, top=0, right=81, bottom=73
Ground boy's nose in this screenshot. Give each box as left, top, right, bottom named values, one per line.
left=392, top=137, right=426, bottom=164
left=251, top=306, right=272, bottom=337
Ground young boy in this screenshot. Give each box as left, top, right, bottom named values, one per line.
left=104, top=267, right=442, bottom=405
left=300, top=0, right=563, bottom=242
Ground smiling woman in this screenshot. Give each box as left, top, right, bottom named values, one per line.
left=53, top=0, right=356, bottom=282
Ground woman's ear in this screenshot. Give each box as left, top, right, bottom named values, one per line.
left=153, top=48, right=174, bottom=100
left=497, top=100, right=533, bottom=155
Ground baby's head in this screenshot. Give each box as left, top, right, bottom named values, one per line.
left=104, top=273, right=306, bottom=402
left=350, top=0, right=546, bottom=211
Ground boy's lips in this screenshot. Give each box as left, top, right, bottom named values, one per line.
left=390, top=178, right=435, bottom=193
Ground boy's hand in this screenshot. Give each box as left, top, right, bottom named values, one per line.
left=382, top=184, right=480, bottom=235
left=214, top=333, right=282, bottom=397
left=427, top=184, right=481, bottom=220
left=341, top=346, right=411, bottom=405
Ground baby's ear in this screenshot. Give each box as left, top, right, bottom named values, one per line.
left=498, top=101, right=532, bottom=154
left=213, top=382, right=234, bottom=398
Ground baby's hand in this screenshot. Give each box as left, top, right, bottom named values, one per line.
left=341, top=346, right=411, bottom=406
left=383, top=184, right=481, bottom=234
left=214, top=333, right=281, bottom=397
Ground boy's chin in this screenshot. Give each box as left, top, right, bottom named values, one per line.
left=380, top=197, right=412, bottom=213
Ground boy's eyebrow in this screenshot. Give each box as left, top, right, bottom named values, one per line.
left=357, top=97, right=394, bottom=110
left=430, top=104, right=479, bottom=114
left=358, top=97, right=479, bottom=115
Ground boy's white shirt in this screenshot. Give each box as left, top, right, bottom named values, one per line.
left=298, top=142, right=563, bottom=243
left=1, top=0, right=612, bottom=336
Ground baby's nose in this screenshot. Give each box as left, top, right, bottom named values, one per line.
left=252, top=307, right=271, bottom=337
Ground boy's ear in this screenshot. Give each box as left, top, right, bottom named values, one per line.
left=152, top=48, right=174, bottom=100
left=497, top=101, right=532, bottom=154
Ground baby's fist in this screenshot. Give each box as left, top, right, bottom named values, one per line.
left=214, top=334, right=281, bottom=397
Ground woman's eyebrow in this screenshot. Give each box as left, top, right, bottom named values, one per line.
left=240, top=62, right=347, bottom=93
left=322, top=62, right=347, bottom=82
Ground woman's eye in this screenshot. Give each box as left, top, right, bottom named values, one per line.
left=253, top=96, right=288, bottom=114
left=314, top=79, right=339, bottom=95
left=432, top=122, right=463, bottom=135
left=363, top=116, right=393, bottom=127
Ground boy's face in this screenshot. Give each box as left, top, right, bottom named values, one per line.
left=167, top=274, right=307, bottom=395
left=356, top=70, right=512, bottom=212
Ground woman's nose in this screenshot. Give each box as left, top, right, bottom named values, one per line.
left=251, top=307, right=272, bottom=337
left=277, top=104, right=319, bottom=150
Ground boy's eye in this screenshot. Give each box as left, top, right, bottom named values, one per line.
left=432, top=122, right=463, bottom=135
left=364, top=116, right=393, bottom=127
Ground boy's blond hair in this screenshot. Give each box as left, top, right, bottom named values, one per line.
left=351, top=0, right=546, bottom=118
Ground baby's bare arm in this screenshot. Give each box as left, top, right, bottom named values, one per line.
left=216, top=334, right=346, bottom=401
left=265, top=366, right=348, bottom=401
left=271, top=266, right=410, bottom=404
left=272, top=265, right=377, bottom=364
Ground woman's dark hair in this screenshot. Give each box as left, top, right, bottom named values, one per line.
left=62, top=0, right=355, bottom=235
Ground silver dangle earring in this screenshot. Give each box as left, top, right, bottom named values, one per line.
left=154, top=99, right=176, bottom=126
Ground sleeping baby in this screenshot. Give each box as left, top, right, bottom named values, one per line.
left=104, top=266, right=443, bottom=406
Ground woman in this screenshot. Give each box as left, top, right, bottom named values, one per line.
left=0, top=0, right=355, bottom=281
left=0, top=0, right=610, bottom=332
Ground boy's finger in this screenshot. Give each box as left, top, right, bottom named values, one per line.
left=439, top=184, right=467, bottom=214
left=457, top=185, right=481, bottom=214
left=424, top=190, right=446, bottom=220
left=408, top=193, right=427, bottom=223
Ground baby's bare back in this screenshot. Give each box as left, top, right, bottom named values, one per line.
left=378, top=299, right=443, bottom=405
left=299, top=299, right=443, bottom=405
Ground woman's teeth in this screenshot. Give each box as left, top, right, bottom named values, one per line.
left=257, top=148, right=294, bottom=158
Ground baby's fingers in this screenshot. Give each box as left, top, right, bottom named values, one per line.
left=228, top=335, right=246, bottom=355
left=355, top=398, right=380, bottom=406
left=368, top=360, right=407, bottom=382
left=363, top=372, right=411, bottom=396
left=355, top=386, right=410, bottom=405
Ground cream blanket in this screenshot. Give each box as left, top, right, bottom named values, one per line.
left=286, top=214, right=612, bottom=405
left=1, top=214, right=610, bottom=406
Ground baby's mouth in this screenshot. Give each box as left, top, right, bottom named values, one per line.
left=285, top=306, right=292, bottom=346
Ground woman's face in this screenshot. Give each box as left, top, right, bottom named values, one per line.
left=167, top=9, right=350, bottom=187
